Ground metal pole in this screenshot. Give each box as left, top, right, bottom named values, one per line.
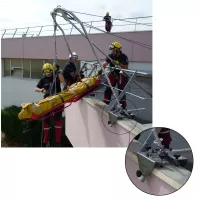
left=170, top=148, right=192, bottom=154
left=1, top=59, right=4, bottom=77
left=2, top=30, right=6, bottom=38
left=110, top=72, right=137, bottom=110
left=140, top=130, right=155, bottom=151
left=13, top=28, right=18, bottom=38
left=10, top=59, right=12, bottom=76
left=25, top=27, right=29, bottom=37
left=51, top=14, right=73, bottom=58
left=21, top=58, right=24, bottom=78
left=152, top=128, right=164, bottom=149
left=89, top=22, right=92, bottom=33
left=70, top=25, right=73, bottom=35
left=135, top=18, right=137, bottom=31
left=101, top=83, right=151, bottom=100
left=30, top=59, right=31, bottom=79
left=38, top=26, right=43, bottom=36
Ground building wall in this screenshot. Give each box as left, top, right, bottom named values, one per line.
left=1, top=58, right=79, bottom=79
left=1, top=31, right=152, bottom=62
left=2, top=57, right=151, bottom=80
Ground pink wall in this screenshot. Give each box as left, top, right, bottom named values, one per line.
left=65, top=99, right=133, bottom=147
left=125, top=154, right=176, bottom=195
left=1, top=31, right=152, bottom=62
left=64, top=98, right=151, bottom=147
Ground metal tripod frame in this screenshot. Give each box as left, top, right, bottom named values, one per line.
left=50, top=6, right=152, bottom=126
left=51, top=6, right=121, bottom=109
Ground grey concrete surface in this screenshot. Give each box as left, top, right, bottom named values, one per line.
left=1, top=77, right=41, bottom=108
left=128, top=62, right=152, bottom=72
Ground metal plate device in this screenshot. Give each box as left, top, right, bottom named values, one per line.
left=135, top=128, right=191, bottom=182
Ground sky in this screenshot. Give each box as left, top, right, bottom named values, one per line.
left=0, top=0, right=152, bottom=36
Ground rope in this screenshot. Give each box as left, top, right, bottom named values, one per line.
left=41, top=116, right=44, bottom=147
left=53, top=23, right=58, bottom=95
left=54, top=21, right=58, bottom=62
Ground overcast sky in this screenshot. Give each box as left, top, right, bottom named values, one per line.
left=0, top=0, right=152, bottom=34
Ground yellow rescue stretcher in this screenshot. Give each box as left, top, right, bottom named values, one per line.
left=18, top=75, right=101, bottom=121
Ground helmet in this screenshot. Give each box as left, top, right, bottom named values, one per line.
left=69, top=52, right=78, bottom=60
left=109, top=41, right=122, bottom=50
left=42, top=63, right=56, bottom=74
left=106, top=12, right=109, bottom=15
left=42, top=63, right=54, bottom=72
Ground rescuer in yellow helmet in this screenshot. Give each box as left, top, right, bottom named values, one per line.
left=99, top=41, right=129, bottom=109
left=35, top=63, right=65, bottom=147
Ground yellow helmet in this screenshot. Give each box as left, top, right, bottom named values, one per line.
left=106, top=12, right=109, bottom=15
left=109, top=41, right=122, bottom=50
left=42, top=63, right=56, bottom=73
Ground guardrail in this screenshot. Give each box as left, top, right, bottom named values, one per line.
left=79, top=60, right=152, bottom=125
left=80, top=61, right=152, bottom=99
left=1, top=16, right=152, bottom=38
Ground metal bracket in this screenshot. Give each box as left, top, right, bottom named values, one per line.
left=136, top=149, right=189, bottom=182
left=135, top=128, right=191, bottom=182
left=108, top=111, right=119, bottom=126
left=136, top=152, right=156, bottom=182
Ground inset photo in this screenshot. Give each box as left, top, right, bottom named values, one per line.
left=125, top=127, right=193, bottom=196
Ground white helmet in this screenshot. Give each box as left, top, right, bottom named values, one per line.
left=69, top=52, right=78, bottom=60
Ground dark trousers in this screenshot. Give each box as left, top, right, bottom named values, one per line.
left=43, top=105, right=63, bottom=144
left=158, top=128, right=172, bottom=149
left=103, top=72, right=127, bottom=109
left=105, top=21, right=112, bottom=32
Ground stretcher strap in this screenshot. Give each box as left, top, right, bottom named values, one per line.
left=69, top=88, right=77, bottom=96
left=82, top=82, right=90, bottom=90
left=27, top=103, right=72, bottom=122
left=57, top=94, right=65, bottom=103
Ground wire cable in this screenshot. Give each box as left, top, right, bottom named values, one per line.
left=68, top=9, right=152, bottom=26
left=83, top=22, right=152, bottom=49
